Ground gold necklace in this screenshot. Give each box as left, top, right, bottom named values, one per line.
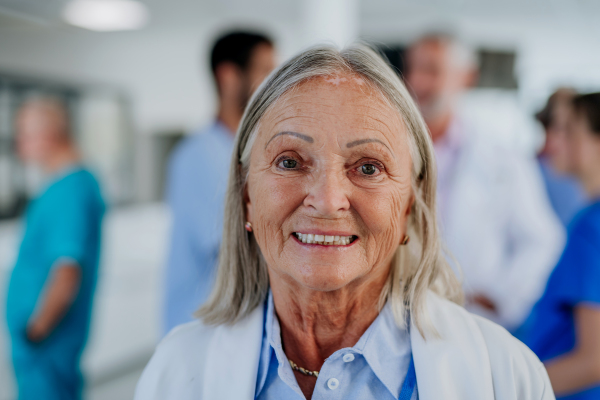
left=288, top=359, right=319, bottom=377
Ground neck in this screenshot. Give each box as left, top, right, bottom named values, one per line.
left=582, top=172, right=600, bottom=200
left=43, top=143, right=80, bottom=174
left=425, top=111, right=453, bottom=143
left=270, top=273, right=388, bottom=372
left=216, top=100, right=242, bottom=136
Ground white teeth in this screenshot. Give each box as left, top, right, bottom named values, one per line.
left=295, top=233, right=354, bottom=246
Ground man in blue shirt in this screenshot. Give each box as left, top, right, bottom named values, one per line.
left=163, top=31, right=276, bottom=334
left=6, top=98, right=105, bottom=400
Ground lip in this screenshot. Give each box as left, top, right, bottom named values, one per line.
left=291, top=233, right=359, bottom=247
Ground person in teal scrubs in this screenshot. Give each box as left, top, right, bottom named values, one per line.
left=5, top=97, right=105, bottom=400
left=519, top=93, right=600, bottom=399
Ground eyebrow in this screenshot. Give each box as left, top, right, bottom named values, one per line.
left=346, top=138, right=391, bottom=152
left=265, top=131, right=314, bottom=148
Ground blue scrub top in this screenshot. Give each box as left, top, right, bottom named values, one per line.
left=6, top=167, right=105, bottom=362
left=519, top=200, right=600, bottom=399
left=538, top=156, right=587, bottom=228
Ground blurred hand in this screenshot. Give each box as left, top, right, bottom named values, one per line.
left=470, top=294, right=497, bottom=313
left=25, top=263, right=82, bottom=344
left=26, top=318, right=52, bottom=343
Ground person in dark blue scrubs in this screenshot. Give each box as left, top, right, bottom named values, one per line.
left=5, top=98, right=105, bottom=400
left=519, top=92, right=600, bottom=399
left=535, top=88, right=587, bottom=228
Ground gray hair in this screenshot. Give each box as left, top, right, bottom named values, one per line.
left=198, top=43, right=463, bottom=336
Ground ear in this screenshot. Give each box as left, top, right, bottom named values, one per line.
left=243, top=180, right=253, bottom=224
left=405, top=193, right=415, bottom=217
left=463, top=68, right=479, bottom=88
left=400, top=193, right=415, bottom=240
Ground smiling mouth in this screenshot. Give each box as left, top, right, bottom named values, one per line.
left=293, top=232, right=357, bottom=246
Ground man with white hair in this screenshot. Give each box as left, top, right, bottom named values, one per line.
left=406, top=34, right=564, bottom=330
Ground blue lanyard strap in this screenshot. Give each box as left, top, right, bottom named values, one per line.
left=398, top=356, right=417, bottom=400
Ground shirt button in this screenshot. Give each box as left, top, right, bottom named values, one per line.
left=327, top=378, right=340, bottom=390
left=342, top=353, right=355, bottom=363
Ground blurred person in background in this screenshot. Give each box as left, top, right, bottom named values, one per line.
left=535, top=88, right=587, bottom=227
left=5, top=97, right=106, bottom=400
left=519, top=93, right=600, bottom=399
left=405, top=33, right=564, bottom=330
left=163, top=31, right=276, bottom=334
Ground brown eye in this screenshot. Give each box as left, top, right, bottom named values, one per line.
left=361, top=164, right=377, bottom=175
left=282, top=159, right=297, bottom=169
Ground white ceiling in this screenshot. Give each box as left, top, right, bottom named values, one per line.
left=1, top=0, right=600, bottom=33
left=0, top=0, right=301, bottom=31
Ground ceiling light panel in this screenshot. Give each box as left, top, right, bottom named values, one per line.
left=62, top=0, right=149, bottom=31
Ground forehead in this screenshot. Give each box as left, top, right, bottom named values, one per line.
left=407, top=40, right=449, bottom=65
left=258, top=74, right=405, bottom=141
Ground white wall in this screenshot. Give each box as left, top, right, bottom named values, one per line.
left=0, top=17, right=305, bottom=136
left=2, top=1, right=600, bottom=198
left=2, top=2, right=600, bottom=137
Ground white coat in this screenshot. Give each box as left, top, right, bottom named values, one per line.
left=134, top=291, right=554, bottom=400
left=439, top=129, right=565, bottom=329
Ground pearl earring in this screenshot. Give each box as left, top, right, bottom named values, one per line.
left=245, top=222, right=253, bottom=232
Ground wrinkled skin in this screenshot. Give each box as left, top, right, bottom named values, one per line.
left=244, top=74, right=415, bottom=398
left=246, top=75, right=414, bottom=296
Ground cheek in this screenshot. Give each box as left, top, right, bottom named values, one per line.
left=249, top=174, right=306, bottom=240
left=18, top=138, right=43, bottom=160
left=353, top=183, right=410, bottom=250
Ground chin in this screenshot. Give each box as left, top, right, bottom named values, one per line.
left=290, top=262, right=362, bottom=292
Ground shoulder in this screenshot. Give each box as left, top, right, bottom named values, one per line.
left=134, top=320, right=216, bottom=400
left=462, top=133, right=534, bottom=172
left=426, top=293, right=553, bottom=399
left=45, top=169, right=103, bottom=204
left=570, top=203, right=600, bottom=240
left=472, top=314, right=553, bottom=399
left=169, top=124, right=228, bottom=169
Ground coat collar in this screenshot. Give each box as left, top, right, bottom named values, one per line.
left=202, top=291, right=494, bottom=399
left=202, top=305, right=265, bottom=399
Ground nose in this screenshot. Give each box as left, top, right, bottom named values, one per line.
left=303, top=169, right=351, bottom=217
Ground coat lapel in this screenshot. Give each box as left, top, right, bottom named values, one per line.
left=411, top=292, right=495, bottom=400
left=202, top=305, right=265, bottom=399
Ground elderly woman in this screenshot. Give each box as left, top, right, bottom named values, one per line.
left=135, top=45, right=552, bottom=400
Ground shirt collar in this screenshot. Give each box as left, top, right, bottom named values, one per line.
left=255, top=290, right=412, bottom=399
left=433, top=117, right=464, bottom=154
left=356, top=301, right=412, bottom=398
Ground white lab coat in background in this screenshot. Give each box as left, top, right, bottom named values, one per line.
left=134, top=291, right=554, bottom=400
left=438, top=122, right=565, bottom=329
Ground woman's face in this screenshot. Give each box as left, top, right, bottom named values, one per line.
left=567, top=112, right=600, bottom=186
left=545, top=103, right=574, bottom=173
left=245, top=75, right=414, bottom=293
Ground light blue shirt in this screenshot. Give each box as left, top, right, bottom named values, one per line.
left=255, top=292, right=418, bottom=400
left=163, top=121, right=234, bottom=334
